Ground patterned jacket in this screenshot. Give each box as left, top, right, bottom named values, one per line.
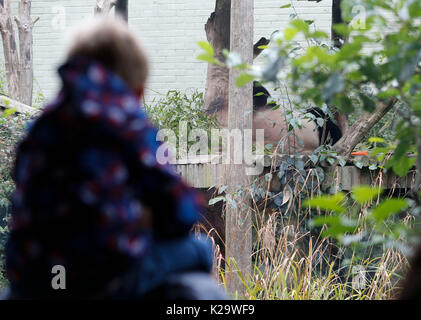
left=5, top=57, right=208, bottom=298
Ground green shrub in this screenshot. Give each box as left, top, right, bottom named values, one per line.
left=0, top=69, right=6, bottom=96
left=198, top=0, right=421, bottom=299
left=144, top=90, right=219, bottom=156
left=0, top=111, right=33, bottom=288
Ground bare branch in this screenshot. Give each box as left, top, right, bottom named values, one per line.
left=32, top=16, right=40, bottom=27
left=95, top=0, right=117, bottom=15
left=14, top=16, right=21, bottom=28
left=334, top=98, right=398, bottom=159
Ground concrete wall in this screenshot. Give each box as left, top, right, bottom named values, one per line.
left=0, top=0, right=333, bottom=106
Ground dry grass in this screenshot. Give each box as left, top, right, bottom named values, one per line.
left=198, top=159, right=412, bottom=300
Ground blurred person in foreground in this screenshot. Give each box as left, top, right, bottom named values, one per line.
left=1, top=17, right=226, bottom=300
left=399, top=244, right=421, bottom=299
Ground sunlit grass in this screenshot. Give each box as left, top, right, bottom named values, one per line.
left=199, top=160, right=411, bottom=300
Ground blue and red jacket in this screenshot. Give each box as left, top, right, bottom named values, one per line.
left=5, top=57, right=210, bottom=298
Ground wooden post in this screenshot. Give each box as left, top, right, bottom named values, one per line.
left=332, top=0, right=346, bottom=49
left=115, top=0, right=128, bottom=22
left=225, top=0, right=254, bottom=297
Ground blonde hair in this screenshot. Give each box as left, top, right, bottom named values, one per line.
left=66, top=17, right=149, bottom=91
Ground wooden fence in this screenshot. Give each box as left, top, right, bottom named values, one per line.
left=175, top=155, right=417, bottom=191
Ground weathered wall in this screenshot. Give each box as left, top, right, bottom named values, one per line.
left=0, top=0, right=333, bottom=105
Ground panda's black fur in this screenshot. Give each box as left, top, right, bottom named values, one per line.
left=252, top=82, right=343, bottom=145
left=253, top=81, right=271, bottom=109
left=306, top=108, right=343, bottom=145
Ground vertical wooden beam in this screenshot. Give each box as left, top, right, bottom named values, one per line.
left=331, top=0, right=349, bottom=136
left=225, top=0, right=253, bottom=297
left=115, top=0, right=128, bottom=22
left=332, top=0, right=345, bottom=48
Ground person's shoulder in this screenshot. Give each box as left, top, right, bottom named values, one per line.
left=146, top=272, right=228, bottom=300
left=0, top=287, right=11, bottom=300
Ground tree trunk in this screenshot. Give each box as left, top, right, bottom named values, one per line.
left=204, top=0, right=268, bottom=127
left=225, top=0, right=254, bottom=297
left=0, top=0, right=21, bottom=101
left=15, top=0, right=38, bottom=106
left=203, top=0, right=231, bottom=127
left=0, top=0, right=37, bottom=105
left=334, top=99, right=397, bottom=159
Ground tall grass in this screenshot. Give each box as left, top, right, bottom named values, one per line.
left=200, top=159, right=411, bottom=300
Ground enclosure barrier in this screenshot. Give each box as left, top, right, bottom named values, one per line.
left=175, top=155, right=417, bottom=191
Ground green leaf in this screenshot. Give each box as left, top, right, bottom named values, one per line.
left=311, top=215, right=340, bottom=228
left=290, top=19, right=310, bottom=34
left=209, top=196, right=225, bottom=206
left=392, top=155, right=415, bottom=177
left=411, top=92, right=421, bottom=111
left=218, top=185, right=227, bottom=194
left=361, top=57, right=381, bottom=83
left=196, top=54, right=219, bottom=65
left=333, top=94, right=354, bottom=113
left=368, top=137, right=385, bottom=143
left=377, top=88, right=399, bottom=99
left=322, top=73, right=345, bottom=101
left=327, top=157, right=335, bottom=165
left=371, top=199, right=408, bottom=222
left=409, top=1, right=421, bottom=18
left=311, top=31, right=329, bottom=39
left=359, top=93, right=376, bottom=112
left=332, top=23, right=351, bottom=37
left=197, top=41, right=214, bottom=57
left=369, top=164, right=378, bottom=170
left=338, top=157, right=346, bottom=167
left=309, top=154, right=319, bottom=165
left=304, top=192, right=346, bottom=213
left=371, top=147, right=392, bottom=157
left=352, top=185, right=383, bottom=204
left=1, top=108, right=17, bottom=118
left=284, top=27, right=299, bottom=41
left=280, top=4, right=292, bottom=9
left=316, top=117, right=325, bottom=127
left=2, top=98, right=10, bottom=107
left=336, top=42, right=362, bottom=61
left=311, top=215, right=358, bottom=238
left=355, top=161, right=363, bottom=169
left=236, top=74, right=254, bottom=87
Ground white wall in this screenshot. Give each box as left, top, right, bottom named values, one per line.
left=0, top=0, right=333, bottom=105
